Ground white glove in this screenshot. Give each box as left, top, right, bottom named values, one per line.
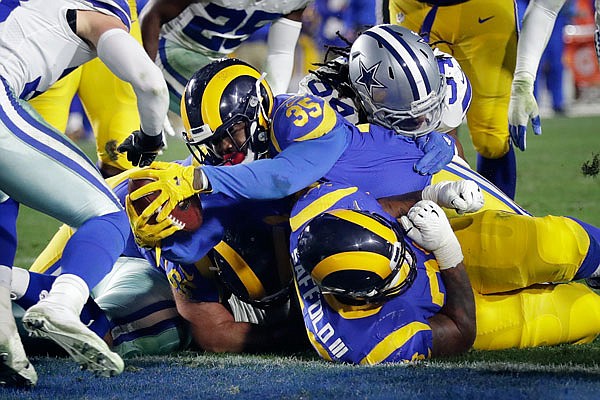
left=400, top=200, right=463, bottom=270
left=508, top=73, right=541, bottom=151
left=422, top=180, right=484, bottom=214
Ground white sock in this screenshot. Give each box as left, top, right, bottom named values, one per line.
left=45, top=274, right=89, bottom=315
left=10, top=267, right=30, bottom=300
left=0, top=264, right=11, bottom=289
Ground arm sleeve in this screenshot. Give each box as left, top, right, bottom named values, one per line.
left=264, top=17, right=303, bottom=95
left=96, top=28, right=169, bottom=136
left=514, top=0, right=567, bottom=79
left=201, top=131, right=348, bottom=200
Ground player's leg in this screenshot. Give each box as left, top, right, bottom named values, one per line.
left=432, top=157, right=530, bottom=218
left=436, top=1, right=519, bottom=198
left=156, top=39, right=216, bottom=115
left=0, top=88, right=128, bottom=376
left=92, top=257, right=190, bottom=357
left=473, top=282, right=600, bottom=350
left=78, top=0, right=142, bottom=177
left=450, top=210, right=599, bottom=294
left=0, top=264, right=36, bottom=387
left=28, top=68, right=81, bottom=133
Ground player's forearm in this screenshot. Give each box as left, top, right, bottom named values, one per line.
left=139, top=8, right=162, bottom=61
left=96, top=29, right=168, bottom=136
left=515, top=0, right=566, bottom=78
left=265, top=17, right=302, bottom=95
left=377, top=192, right=421, bottom=217
left=429, top=263, right=476, bottom=357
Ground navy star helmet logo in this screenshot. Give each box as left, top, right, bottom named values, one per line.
left=354, top=60, right=386, bottom=96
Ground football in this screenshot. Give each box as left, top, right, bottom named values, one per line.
left=127, top=178, right=203, bottom=232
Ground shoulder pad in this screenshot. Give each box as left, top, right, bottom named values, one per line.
left=434, top=49, right=472, bottom=132
left=270, top=94, right=339, bottom=153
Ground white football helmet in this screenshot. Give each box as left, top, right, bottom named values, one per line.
left=348, top=25, right=446, bottom=137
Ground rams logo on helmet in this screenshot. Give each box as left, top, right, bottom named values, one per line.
left=297, top=209, right=417, bottom=304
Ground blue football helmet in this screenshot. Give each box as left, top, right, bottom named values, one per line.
left=297, top=209, right=417, bottom=304
left=180, top=58, right=273, bottom=166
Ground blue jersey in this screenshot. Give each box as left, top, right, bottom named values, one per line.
left=202, top=93, right=431, bottom=200
left=289, top=182, right=445, bottom=364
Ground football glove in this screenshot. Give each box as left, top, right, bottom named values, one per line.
left=127, top=161, right=210, bottom=224
left=400, top=200, right=463, bottom=270
left=508, top=73, right=542, bottom=151
left=125, top=195, right=182, bottom=248
left=117, top=129, right=165, bottom=167
left=414, top=132, right=455, bottom=175
left=422, top=180, right=484, bottom=214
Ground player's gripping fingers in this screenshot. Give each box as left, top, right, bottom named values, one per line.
left=400, top=215, right=423, bottom=245
left=509, top=124, right=526, bottom=151
left=531, top=115, right=542, bottom=135
left=414, top=132, right=454, bottom=175
left=452, top=180, right=484, bottom=214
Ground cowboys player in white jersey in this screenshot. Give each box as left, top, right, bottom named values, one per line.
left=0, top=0, right=169, bottom=387
left=139, top=0, right=311, bottom=117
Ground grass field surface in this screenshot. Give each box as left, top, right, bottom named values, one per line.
left=6, top=115, right=600, bottom=399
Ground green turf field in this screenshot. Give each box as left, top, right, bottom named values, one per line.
left=7, top=115, right=600, bottom=399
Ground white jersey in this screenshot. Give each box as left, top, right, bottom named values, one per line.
left=160, top=0, right=311, bottom=55
left=0, top=0, right=131, bottom=100
left=298, top=49, right=472, bottom=132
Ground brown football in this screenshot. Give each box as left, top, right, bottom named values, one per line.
left=128, top=178, right=203, bottom=232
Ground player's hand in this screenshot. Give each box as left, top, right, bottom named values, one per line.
left=508, top=73, right=541, bottom=151
left=125, top=195, right=182, bottom=248
left=400, top=200, right=463, bottom=269
left=422, top=180, right=484, bottom=214
left=117, top=129, right=165, bottom=167
left=414, top=132, right=455, bottom=175
left=127, top=161, right=210, bottom=223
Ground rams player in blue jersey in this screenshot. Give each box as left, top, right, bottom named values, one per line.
left=124, top=26, right=478, bottom=244
left=0, top=0, right=169, bottom=386
left=290, top=182, right=600, bottom=363
left=19, top=140, right=303, bottom=356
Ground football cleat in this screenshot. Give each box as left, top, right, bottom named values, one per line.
left=0, top=286, right=37, bottom=387
left=22, top=300, right=124, bottom=377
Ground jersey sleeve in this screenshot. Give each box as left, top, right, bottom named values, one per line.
left=435, top=49, right=472, bottom=132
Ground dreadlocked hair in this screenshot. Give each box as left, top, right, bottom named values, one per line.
left=308, top=32, right=356, bottom=99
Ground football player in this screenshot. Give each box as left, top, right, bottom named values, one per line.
left=125, top=26, right=480, bottom=245
left=378, top=0, right=520, bottom=198
left=0, top=0, right=168, bottom=386
left=28, top=0, right=146, bottom=178
left=17, top=169, right=303, bottom=356
left=23, top=134, right=302, bottom=356
left=139, top=0, right=310, bottom=119
left=508, top=0, right=569, bottom=150
left=290, top=182, right=600, bottom=363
